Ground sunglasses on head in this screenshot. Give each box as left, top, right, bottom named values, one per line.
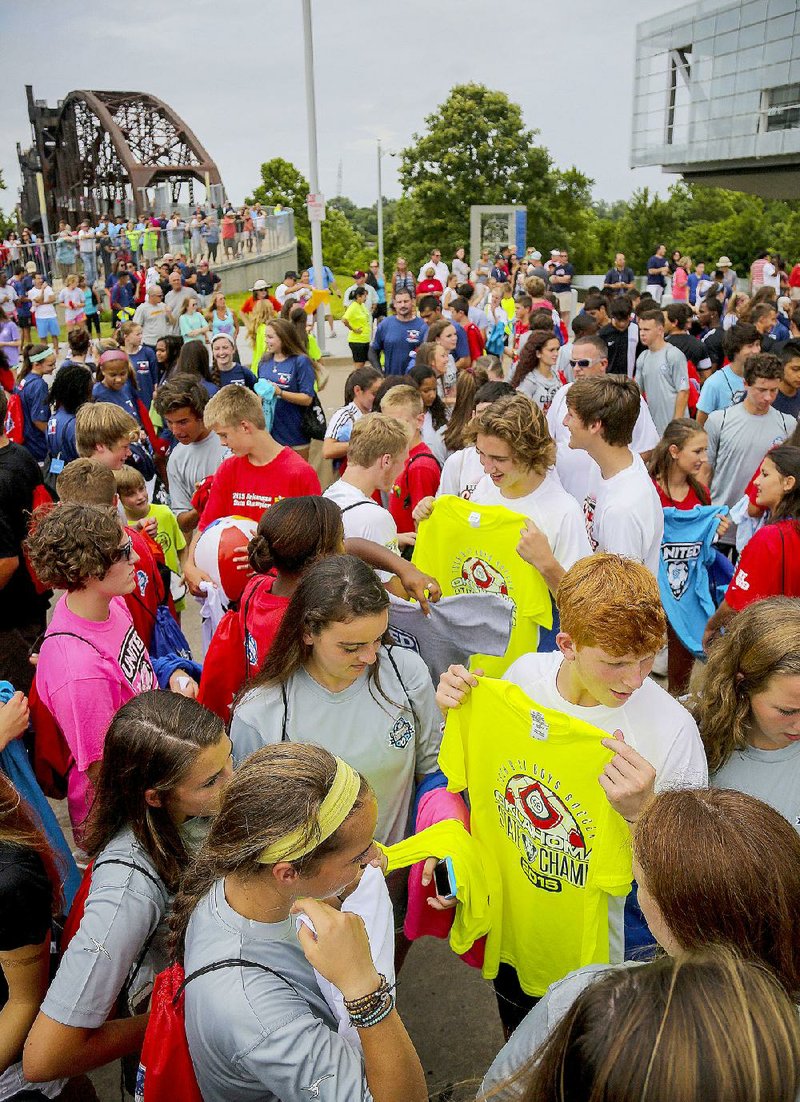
left=114, top=537, right=134, bottom=563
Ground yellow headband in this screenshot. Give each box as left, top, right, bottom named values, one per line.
left=257, top=758, right=361, bottom=865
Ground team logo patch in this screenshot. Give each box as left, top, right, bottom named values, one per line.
left=244, top=630, right=258, bottom=668
left=135, top=569, right=149, bottom=597
left=661, top=541, right=701, bottom=600
left=666, top=560, right=690, bottom=600
left=388, top=715, right=414, bottom=749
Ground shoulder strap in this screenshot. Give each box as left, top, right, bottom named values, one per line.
left=177, top=957, right=300, bottom=1003
left=241, top=576, right=273, bottom=678
left=93, top=857, right=163, bottom=891
left=407, top=450, right=443, bottom=473
left=280, top=682, right=289, bottom=742
left=40, top=631, right=103, bottom=656
left=340, top=500, right=372, bottom=514
left=383, top=645, right=418, bottom=729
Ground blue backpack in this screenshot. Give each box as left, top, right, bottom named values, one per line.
left=485, top=321, right=506, bottom=357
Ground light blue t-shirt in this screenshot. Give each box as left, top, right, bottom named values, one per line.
left=697, top=365, right=744, bottom=416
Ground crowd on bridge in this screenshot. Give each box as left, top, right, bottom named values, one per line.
left=0, top=214, right=799, bottom=1102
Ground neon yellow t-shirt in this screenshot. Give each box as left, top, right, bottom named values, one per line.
left=343, top=301, right=371, bottom=344
left=440, top=677, right=632, bottom=996
left=501, top=296, right=516, bottom=333
left=412, top=495, right=552, bottom=675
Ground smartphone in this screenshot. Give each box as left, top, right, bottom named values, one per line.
left=433, top=856, right=457, bottom=900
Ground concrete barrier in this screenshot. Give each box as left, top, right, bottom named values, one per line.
left=212, top=240, right=299, bottom=294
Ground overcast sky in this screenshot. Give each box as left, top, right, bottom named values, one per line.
left=1, top=0, right=695, bottom=215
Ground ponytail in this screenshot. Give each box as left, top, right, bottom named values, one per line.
left=18, top=342, right=49, bottom=381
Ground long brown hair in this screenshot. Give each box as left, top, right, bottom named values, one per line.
left=266, top=316, right=309, bottom=360
left=443, top=365, right=489, bottom=453
left=690, top=597, right=800, bottom=772
left=510, top=330, right=559, bottom=390
left=247, top=495, right=343, bottom=576
left=762, top=444, right=800, bottom=524
left=170, top=743, right=370, bottom=958
left=647, top=420, right=711, bottom=505
left=0, top=774, right=63, bottom=916
left=507, top=949, right=800, bottom=1102
left=82, top=692, right=226, bottom=891
left=634, top=789, right=800, bottom=997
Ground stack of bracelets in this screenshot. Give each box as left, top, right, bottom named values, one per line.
left=343, top=974, right=396, bottom=1029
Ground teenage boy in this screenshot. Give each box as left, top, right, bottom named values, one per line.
left=774, top=340, right=800, bottom=417
left=706, top=353, right=796, bottom=553
left=324, top=414, right=409, bottom=571
left=322, top=365, right=383, bottom=469
left=183, top=385, right=320, bottom=594
left=436, top=554, right=707, bottom=1023
left=114, top=465, right=187, bottom=602
left=547, top=334, right=659, bottom=510
left=75, top=402, right=139, bottom=469
left=663, top=303, right=712, bottom=377
left=697, top=296, right=725, bottom=369
left=380, top=385, right=441, bottom=545
left=598, top=297, right=641, bottom=377
left=449, top=296, right=485, bottom=364
left=695, top=322, right=761, bottom=427
left=154, top=374, right=228, bottom=536
left=635, top=309, right=689, bottom=433
left=752, top=302, right=779, bottom=351
left=369, top=289, right=428, bottom=375
left=564, top=375, right=663, bottom=575
left=505, top=294, right=532, bottom=371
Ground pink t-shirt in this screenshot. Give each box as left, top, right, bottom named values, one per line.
left=35, top=595, right=157, bottom=833
left=672, top=267, right=689, bottom=301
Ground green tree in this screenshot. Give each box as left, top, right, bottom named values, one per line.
left=247, top=158, right=367, bottom=270
left=396, top=84, right=594, bottom=269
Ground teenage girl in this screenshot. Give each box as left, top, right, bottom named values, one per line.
left=171, top=742, right=427, bottom=1102
left=15, top=343, right=56, bottom=463
left=179, top=296, right=210, bottom=345
left=442, top=364, right=489, bottom=455
left=257, top=318, right=315, bottom=455
left=210, top=332, right=256, bottom=390
left=693, top=596, right=800, bottom=830
left=230, top=554, right=441, bottom=847
left=482, top=786, right=800, bottom=1099
left=154, top=335, right=183, bottom=384
left=46, top=363, right=93, bottom=473
left=511, top=330, right=562, bottom=412
left=206, top=291, right=239, bottom=342
left=425, top=319, right=458, bottom=404
left=23, top=692, right=232, bottom=1084
left=408, top=361, right=448, bottom=464
left=92, top=343, right=143, bottom=426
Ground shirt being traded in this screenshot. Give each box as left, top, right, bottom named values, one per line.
left=184, top=880, right=373, bottom=1102
left=230, top=647, right=441, bottom=845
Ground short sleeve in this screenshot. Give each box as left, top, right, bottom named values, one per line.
left=696, top=376, right=719, bottom=414
left=438, top=697, right=469, bottom=792
left=46, top=675, right=124, bottom=772
left=407, top=456, right=441, bottom=506
left=294, top=356, right=316, bottom=399
left=198, top=460, right=233, bottom=530
left=0, top=848, right=51, bottom=950
left=32, top=378, right=50, bottom=422
left=705, top=413, right=721, bottom=468
left=669, top=348, right=689, bottom=391
left=295, top=463, right=322, bottom=496
left=725, top=527, right=782, bottom=610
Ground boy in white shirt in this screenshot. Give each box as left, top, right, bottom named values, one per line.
left=324, top=413, right=409, bottom=578
left=563, top=374, right=663, bottom=575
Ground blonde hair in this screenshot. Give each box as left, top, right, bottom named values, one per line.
left=245, top=298, right=276, bottom=344
left=556, top=552, right=666, bottom=656
left=347, top=414, right=410, bottom=468
left=204, top=383, right=266, bottom=431
left=75, top=402, right=138, bottom=456
left=380, top=384, right=423, bottom=418
left=114, top=465, right=147, bottom=496
left=55, top=458, right=116, bottom=505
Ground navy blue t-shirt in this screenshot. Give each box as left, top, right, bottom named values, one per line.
left=16, top=373, right=50, bottom=461
left=128, top=346, right=158, bottom=409
left=219, top=364, right=256, bottom=390
left=46, top=408, right=79, bottom=462
left=646, top=256, right=667, bottom=288
left=452, top=321, right=470, bottom=362
left=257, top=354, right=316, bottom=446
left=92, top=381, right=141, bottom=423
left=371, top=316, right=429, bottom=375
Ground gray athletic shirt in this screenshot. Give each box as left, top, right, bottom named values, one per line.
left=184, top=880, right=372, bottom=1102
left=167, top=432, right=229, bottom=516
left=230, top=646, right=442, bottom=845
left=712, top=741, right=800, bottom=833
left=480, top=962, right=644, bottom=1099
left=41, top=828, right=170, bottom=1028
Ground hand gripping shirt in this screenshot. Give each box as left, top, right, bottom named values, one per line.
left=412, top=496, right=552, bottom=676
left=439, top=678, right=633, bottom=997
left=659, top=505, right=728, bottom=658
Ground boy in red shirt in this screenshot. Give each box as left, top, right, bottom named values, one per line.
left=184, top=385, right=320, bottom=594
left=450, top=296, right=485, bottom=365
left=380, top=384, right=441, bottom=547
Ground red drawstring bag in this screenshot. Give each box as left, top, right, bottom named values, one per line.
left=4, top=391, right=24, bottom=443
left=138, top=959, right=291, bottom=1101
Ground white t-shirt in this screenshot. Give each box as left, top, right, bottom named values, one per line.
left=28, top=285, right=56, bottom=319
left=762, top=261, right=781, bottom=293
left=590, top=454, right=663, bottom=576
left=502, top=650, right=708, bottom=958
left=421, top=410, right=448, bottom=465
left=547, top=383, right=660, bottom=510
left=469, top=471, right=592, bottom=572
left=324, top=478, right=400, bottom=581
left=438, top=445, right=485, bottom=499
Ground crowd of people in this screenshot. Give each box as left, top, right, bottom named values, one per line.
left=0, top=227, right=799, bottom=1102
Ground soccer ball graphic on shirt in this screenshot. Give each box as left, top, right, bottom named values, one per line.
left=504, top=773, right=586, bottom=856
left=194, top=515, right=258, bottom=604
left=458, top=556, right=509, bottom=597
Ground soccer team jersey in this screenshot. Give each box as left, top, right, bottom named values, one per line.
left=440, top=678, right=633, bottom=995
left=412, top=495, right=551, bottom=675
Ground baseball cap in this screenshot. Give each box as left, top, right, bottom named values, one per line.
left=252, top=279, right=268, bottom=291
left=531, top=250, right=542, bottom=260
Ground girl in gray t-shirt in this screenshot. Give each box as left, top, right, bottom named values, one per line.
left=23, top=693, right=232, bottom=1086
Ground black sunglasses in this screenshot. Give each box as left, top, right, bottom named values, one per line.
left=114, top=537, right=134, bottom=563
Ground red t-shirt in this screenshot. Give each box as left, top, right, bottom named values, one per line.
left=417, top=279, right=443, bottom=296
left=464, top=322, right=485, bottom=363
left=389, top=442, right=441, bottom=534
left=124, top=527, right=164, bottom=649
left=653, top=481, right=709, bottom=510
left=199, top=449, right=321, bottom=530
left=726, top=520, right=800, bottom=609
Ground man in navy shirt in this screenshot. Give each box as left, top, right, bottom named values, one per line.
left=369, top=289, right=428, bottom=375
left=603, top=253, right=636, bottom=296
left=645, top=244, right=670, bottom=304
left=550, top=249, right=575, bottom=316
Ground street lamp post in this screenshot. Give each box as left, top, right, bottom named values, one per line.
left=377, top=139, right=384, bottom=277
left=301, top=0, right=326, bottom=354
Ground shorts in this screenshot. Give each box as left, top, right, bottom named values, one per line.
left=349, top=342, right=369, bottom=363
left=36, top=316, right=60, bottom=339
left=373, top=302, right=388, bottom=319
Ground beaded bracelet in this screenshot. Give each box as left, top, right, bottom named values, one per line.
left=344, top=974, right=396, bottom=1028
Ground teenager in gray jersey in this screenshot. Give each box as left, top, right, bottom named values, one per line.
left=171, top=743, right=427, bottom=1102
left=24, top=694, right=232, bottom=1086
left=480, top=787, right=800, bottom=1100
left=692, top=597, right=800, bottom=831
left=230, top=556, right=442, bottom=847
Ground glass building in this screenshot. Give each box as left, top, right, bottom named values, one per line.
left=631, top=0, right=800, bottom=197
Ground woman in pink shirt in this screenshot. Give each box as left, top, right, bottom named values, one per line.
left=672, top=256, right=691, bottom=303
